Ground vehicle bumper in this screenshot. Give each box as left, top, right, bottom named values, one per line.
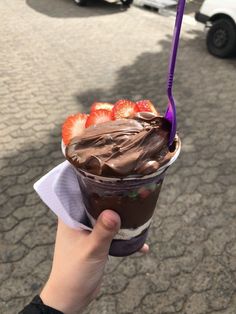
left=195, top=11, right=209, bottom=24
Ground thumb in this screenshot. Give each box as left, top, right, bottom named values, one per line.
left=89, top=210, right=121, bottom=257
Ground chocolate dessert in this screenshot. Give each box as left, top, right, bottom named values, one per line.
left=62, top=100, right=180, bottom=256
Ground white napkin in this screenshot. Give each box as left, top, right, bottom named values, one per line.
left=34, top=161, right=92, bottom=231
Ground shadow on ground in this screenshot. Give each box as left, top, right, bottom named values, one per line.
left=1, top=29, right=236, bottom=213
left=26, top=0, right=128, bottom=18
left=75, top=29, right=205, bottom=112
left=75, top=29, right=236, bottom=112
left=1, top=28, right=235, bottom=187
left=0, top=31, right=229, bottom=198
left=0, top=30, right=197, bottom=219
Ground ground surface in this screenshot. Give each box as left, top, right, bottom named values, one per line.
left=1, top=0, right=236, bottom=313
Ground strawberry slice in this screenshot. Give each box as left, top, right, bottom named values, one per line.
left=62, top=113, right=87, bottom=145
left=136, top=100, right=158, bottom=114
left=85, top=109, right=112, bottom=128
left=112, top=99, right=138, bottom=119
left=91, top=102, right=114, bottom=112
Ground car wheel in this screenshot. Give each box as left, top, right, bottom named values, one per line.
left=207, top=19, right=236, bottom=58
left=74, top=0, right=87, bottom=6
left=121, top=0, right=133, bottom=7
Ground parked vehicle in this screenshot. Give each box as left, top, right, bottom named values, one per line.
left=74, top=0, right=133, bottom=7
left=195, top=0, right=236, bottom=58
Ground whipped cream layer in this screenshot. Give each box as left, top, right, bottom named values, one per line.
left=86, top=209, right=152, bottom=240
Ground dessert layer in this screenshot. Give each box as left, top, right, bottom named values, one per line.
left=66, top=112, right=175, bottom=177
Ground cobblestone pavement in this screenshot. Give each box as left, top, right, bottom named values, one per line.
left=1, top=0, right=236, bottom=313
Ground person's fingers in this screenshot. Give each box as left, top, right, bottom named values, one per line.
left=89, top=210, right=121, bottom=257
left=139, top=243, right=149, bottom=254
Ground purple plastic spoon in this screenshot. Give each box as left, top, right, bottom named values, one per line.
left=165, top=0, right=186, bottom=146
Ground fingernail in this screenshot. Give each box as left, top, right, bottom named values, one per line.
left=102, top=211, right=119, bottom=230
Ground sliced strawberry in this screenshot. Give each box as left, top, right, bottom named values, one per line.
left=62, top=113, right=87, bottom=145
left=91, top=102, right=114, bottom=112
left=85, top=109, right=112, bottom=128
left=112, top=99, right=138, bottom=119
left=136, top=100, right=158, bottom=115
left=138, top=187, right=151, bottom=199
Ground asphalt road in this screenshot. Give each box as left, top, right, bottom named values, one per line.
left=1, top=0, right=236, bottom=313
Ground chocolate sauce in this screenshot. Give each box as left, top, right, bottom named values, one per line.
left=66, top=113, right=174, bottom=178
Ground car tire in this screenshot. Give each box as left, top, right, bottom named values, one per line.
left=207, top=19, right=236, bottom=58
left=121, top=0, right=133, bottom=7
left=74, top=0, right=87, bottom=6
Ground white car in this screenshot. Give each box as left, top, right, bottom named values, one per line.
left=195, top=0, right=236, bottom=58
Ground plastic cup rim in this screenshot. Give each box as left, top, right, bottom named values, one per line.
left=61, top=135, right=181, bottom=182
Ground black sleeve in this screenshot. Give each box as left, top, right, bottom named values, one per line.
left=19, top=295, right=64, bottom=314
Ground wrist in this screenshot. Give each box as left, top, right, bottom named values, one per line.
left=40, top=279, right=84, bottom=314
left=40, top=280, right=72, bottom=314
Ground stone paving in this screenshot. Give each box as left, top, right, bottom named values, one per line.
left=0, top=0, right=236, bottom=313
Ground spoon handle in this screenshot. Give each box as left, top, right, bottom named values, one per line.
left=167, top=0, right=186, bottom=93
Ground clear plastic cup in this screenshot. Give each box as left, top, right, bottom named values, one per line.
left=76, top=137, right=181, bottom=256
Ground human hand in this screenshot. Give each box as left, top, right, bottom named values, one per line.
left=40, top=210, right=149, bottom=314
